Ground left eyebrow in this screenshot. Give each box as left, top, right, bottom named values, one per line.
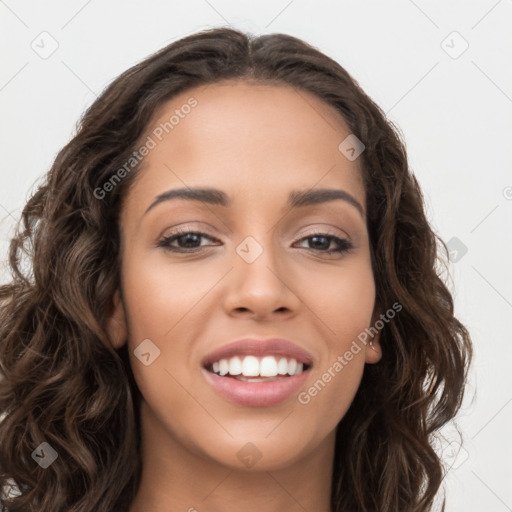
left=143, top=186, right=365, bottom=218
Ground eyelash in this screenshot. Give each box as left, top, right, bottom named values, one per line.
left=157, top=227, right=354, bottom=256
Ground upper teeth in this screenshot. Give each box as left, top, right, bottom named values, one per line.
left=211, top=355, right=304, bottom=377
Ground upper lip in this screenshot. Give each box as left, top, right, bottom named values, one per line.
left=201, top=338, right=314, bottom=368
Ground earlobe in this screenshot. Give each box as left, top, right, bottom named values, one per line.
left=365, top=333, right=383, bottom=364
left=365, top=309, right=383, bottom=364
left=106, top=290, right=128, bottom=349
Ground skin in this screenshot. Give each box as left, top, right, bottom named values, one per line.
left=106, top=80, right=382, bottom=512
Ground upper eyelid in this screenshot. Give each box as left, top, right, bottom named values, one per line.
left=163, top=225, right=347, bottom=236
left=158, top=213, right=354, bottom=236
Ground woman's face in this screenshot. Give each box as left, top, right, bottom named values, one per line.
left=107, top=80, right=382, bottom=471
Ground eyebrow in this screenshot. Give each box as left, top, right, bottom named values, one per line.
left=143, top=186, right=365, bottom=218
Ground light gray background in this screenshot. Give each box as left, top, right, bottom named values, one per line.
left=1, top=1, right=511, bottom=510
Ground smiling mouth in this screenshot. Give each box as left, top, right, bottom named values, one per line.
left=204, top=354, right=311, bottom=382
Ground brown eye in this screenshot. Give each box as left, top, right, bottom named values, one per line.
left=294, top=233, right=353, bottom=255
left=157, top=230, right=220, bottom=253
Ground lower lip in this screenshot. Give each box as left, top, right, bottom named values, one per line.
left=202, top=367, right=310, bottom=407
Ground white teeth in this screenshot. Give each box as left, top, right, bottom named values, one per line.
left=287, top=358, right=297, bottom=376
left=209, top=355, right=307, bottom=378
left=277, top=357, right=288, bottom=375
left=242, top=355, right=260, bottom=376
left=260, top=356, right=278, bottom=377
left=219, top=359, right=229, bottom=376
left=228, top=356, right=242, bottom=375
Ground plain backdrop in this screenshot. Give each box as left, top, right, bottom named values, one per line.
left=1, top=1, right=511, bottom=510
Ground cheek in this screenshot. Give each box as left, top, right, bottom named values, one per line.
left=296, top=260, right=375, bottom=421
left=120, top=251, right=221, bottom=403
left=121, top=251, right=212, bottom=339
left=120, top=254, right=210, bottom=446
left=297, top=255, right=376, bottom=340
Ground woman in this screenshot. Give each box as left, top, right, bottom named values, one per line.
left=0, top=27, right=472, bottom=512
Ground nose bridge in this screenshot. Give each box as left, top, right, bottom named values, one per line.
left=223, top=227, right=299, bottom=317
left=234, top=230, right=282, bottom=287
left=232, top=209, right=278, bottom=267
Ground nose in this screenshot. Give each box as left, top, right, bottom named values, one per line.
left=222, top=236, right=302, bottom=321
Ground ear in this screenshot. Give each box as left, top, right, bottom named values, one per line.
left=106, top=290, right=128, bottom=349
left=364, top=308, right=383, bottom=364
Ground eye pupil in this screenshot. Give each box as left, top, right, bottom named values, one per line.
left=310, top=235, right=329, bottom=250
left=178, top=233, right=201, bottom=248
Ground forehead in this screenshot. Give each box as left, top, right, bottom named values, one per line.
left=124, top=81, right=365, bottom=218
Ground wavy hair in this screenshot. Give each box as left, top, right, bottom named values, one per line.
left=0, top=27, right=472, bottom=511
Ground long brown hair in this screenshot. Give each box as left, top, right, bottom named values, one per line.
left=0, top=27, right=472, bottom=511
